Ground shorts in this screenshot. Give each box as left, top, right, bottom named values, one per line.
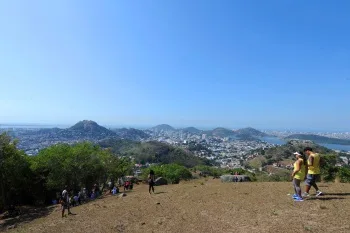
left=305, top=174, right=320, bottom=186
left=148, top=179, right=154, bottom=186
left=61, top=202, right=69, bottom=209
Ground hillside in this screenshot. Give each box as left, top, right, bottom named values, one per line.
left=65, top=120, right=116, bottom=138
left=208, top=127, right=235, bottom=138
left=151, top=124, right=175, bottom=132
left=113, top=128, right=150, bottom=140
left=99, top=139, right=209, bottom=167
left=181, top=127, right=202, bottom=134
left=235, top=127, right=268, bottom=137
left=285, top=134, right=350, bottom=145
left=4, top=180, right=350, bottom=233
left=261, top=139, right=335, bottom=163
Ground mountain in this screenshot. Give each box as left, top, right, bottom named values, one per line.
left=151, top=124, right=176, bottom=132
left=284, top=134, right=350, bottom=145
left=235, top=127, right=268, bottom=137
left=181, top=127, right=202, bottom=134
left=113, top=128, right=150, bottom=140
left=68, top=120, right=115, bottom=136
left=208, top=127, right=235, bottom=138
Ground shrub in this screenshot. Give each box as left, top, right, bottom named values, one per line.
left=142, top=164, right=192, bottom=184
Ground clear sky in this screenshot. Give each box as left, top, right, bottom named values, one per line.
left=0, top=0, right=349, bottom=130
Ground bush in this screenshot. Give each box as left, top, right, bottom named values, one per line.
left=194, top=165, right=225, bottom=177
left=320, top=154, right=338, bottom=182
left=142, top=164, right=192, bottom=184
left=337, top=167, right=350, bottom=183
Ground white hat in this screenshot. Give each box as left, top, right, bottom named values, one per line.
left=293, top=152, right=301, bottom=156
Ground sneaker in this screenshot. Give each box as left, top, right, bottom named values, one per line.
left=294, top=197, right=304, bottom=202
left=316, top=191, right=323, bottom=197
left=302, top=192, right=310, bottom=197
left=292, top=194, right=298, bottom=199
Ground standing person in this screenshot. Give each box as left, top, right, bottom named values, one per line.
left=61, top=186, right=73, bottom=218
left=148, top=170, right=155, bottom=194
left=303, top=147, right=323, bottom=197
left=291, top=152, right=307, bottom=201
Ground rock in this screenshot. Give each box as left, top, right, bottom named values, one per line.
left=156, top=202, right=160, bottom=205
left=141, top=222, right=146, bottom=225
left=7, top=224, right=17, bottom=230
left=119, top=193, right=127, bottom=198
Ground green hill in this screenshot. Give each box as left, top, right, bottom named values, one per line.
left=99, top=139, right=210, bottom=167
left=113, top=128, right=150, bottom=140
left=285, top=134, right=350, bottom=145
left=260, top=139, right=335, bottom=163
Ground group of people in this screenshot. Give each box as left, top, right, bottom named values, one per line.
left=60, top=184, right=103, bottom=217
left=291, top=147, right=323, bottom=202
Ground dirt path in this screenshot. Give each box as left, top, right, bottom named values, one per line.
left=4, top=179, right=350, bottom=233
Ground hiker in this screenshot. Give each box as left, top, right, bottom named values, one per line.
left=124, top=180, right=130, bottom=191
left=291, top=152, right=307, bottom=201
left=303, top=147, right=323, bottom=197
left=112, top=186, right=117, bottom=195
left=61, top=186, right=73, bottom=217
left=148, top=170, right=155, bottom=194
left=234, top=176, right=238, bottom=182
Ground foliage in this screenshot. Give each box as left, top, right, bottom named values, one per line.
left=194, top=165, right=225, bottom=177
left=0, top=133, right=32, bottom=210
left=142, top=164, right=192, bottom=184
left=30, top=142, right=133, bottom=193
left=320, top=154, right=338, bottom=182
left=255, top=172, right=290, bottom=182
left=337, top=166, right=350, bottom=183
left=0, top=140, right=133, bottom=208
left=100, top=140, right=210, bottom=167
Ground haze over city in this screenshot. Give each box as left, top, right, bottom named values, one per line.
left=1, top=1, right=350, bottom=131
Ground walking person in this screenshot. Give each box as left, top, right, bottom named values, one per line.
left=303, top=147, right=323, bottom=197
left=61, top=186, right=73, bottom=217
left=148, top=170, right=155, bottom=194
left=291, top=152, right=307, bottom=201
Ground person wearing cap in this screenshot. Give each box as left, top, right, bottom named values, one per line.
left=291, top=152, right=307, bottom=201
left=61, top=185, right=73, bottom=217
left=303, top=147, right=323, bottom=197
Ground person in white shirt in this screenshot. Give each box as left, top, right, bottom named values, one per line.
left=61, top=185, right=73, bottom=217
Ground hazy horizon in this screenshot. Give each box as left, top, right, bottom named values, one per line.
left=0, top=121, right=349, bottom=132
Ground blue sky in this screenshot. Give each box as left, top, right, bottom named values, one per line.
left=0, top=0, right=349, bottom=130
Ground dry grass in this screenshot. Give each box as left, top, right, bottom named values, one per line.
left=3, top=180, right=350, bottom=233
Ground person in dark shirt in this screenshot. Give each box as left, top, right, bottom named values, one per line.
left=148, top=170, right=155, bottom=194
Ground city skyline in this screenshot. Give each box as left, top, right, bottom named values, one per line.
left=1, top=1, right=350, bottom=130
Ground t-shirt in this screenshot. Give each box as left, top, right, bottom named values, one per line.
left=62, top=190, right=69, bottom=203
left=293, top=158, right=306, bottom=180
left=308, top=153, right=321, bottom=174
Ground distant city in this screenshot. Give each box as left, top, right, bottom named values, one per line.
left=1, top=121, right=350, bottom=169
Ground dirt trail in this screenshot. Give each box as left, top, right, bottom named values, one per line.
left=3, top=179, right=350, bottom=233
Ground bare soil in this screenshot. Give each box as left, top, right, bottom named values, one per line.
left=3, top=179, right=350, bottom=233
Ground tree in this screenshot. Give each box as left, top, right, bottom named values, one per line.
left=0, top=133, right=31, bottom=210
